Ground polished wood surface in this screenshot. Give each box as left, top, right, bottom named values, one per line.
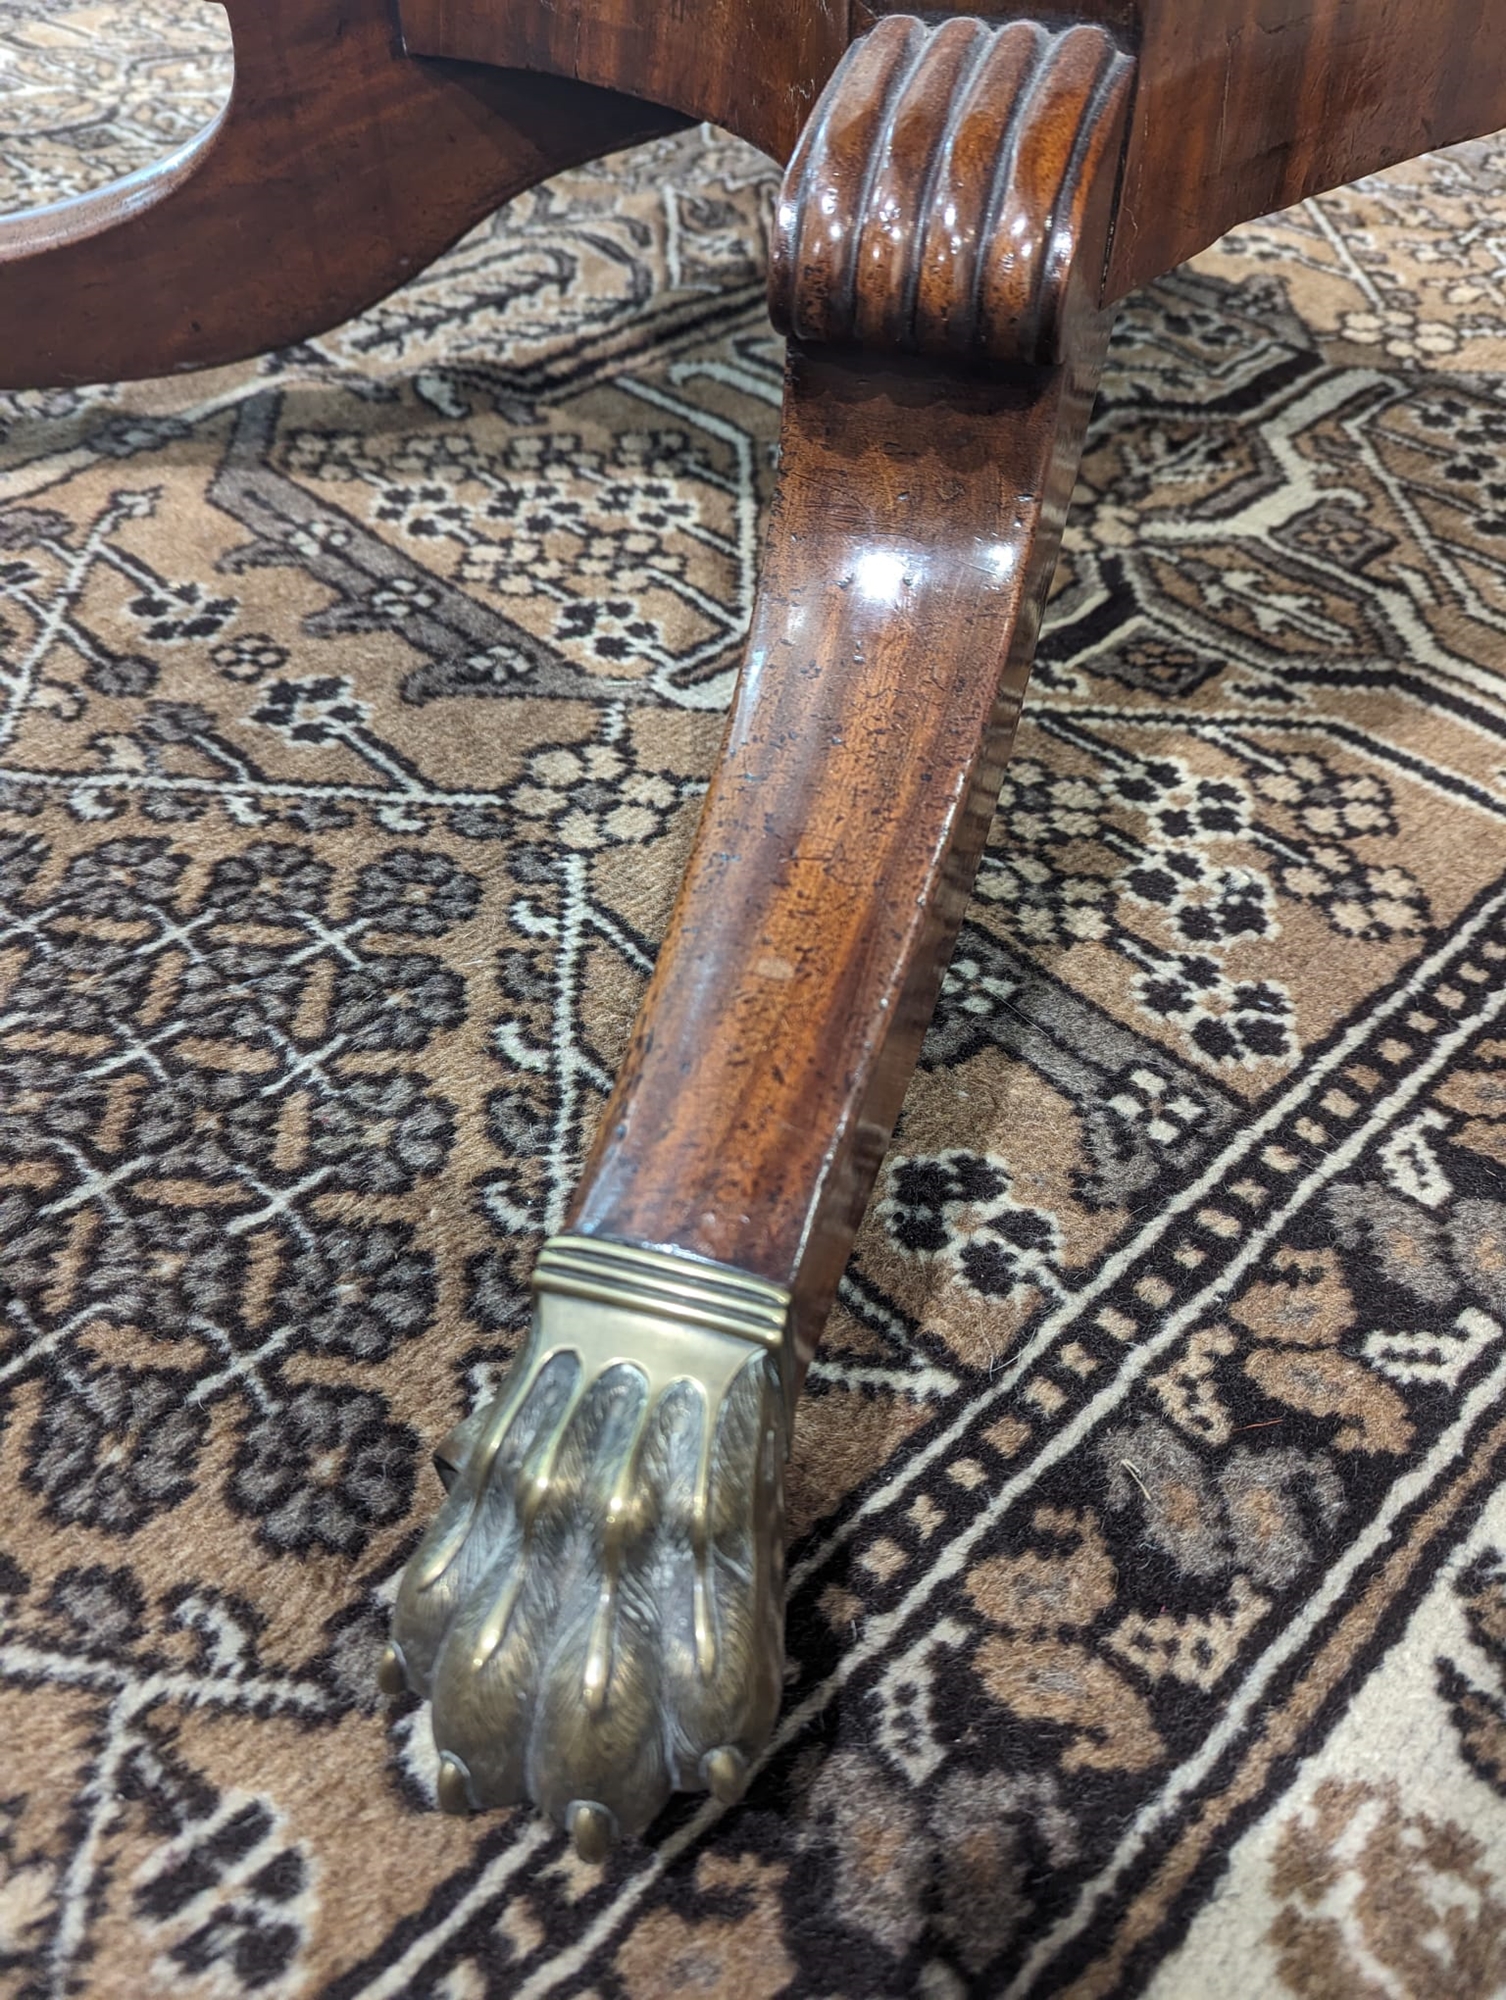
left=569, top=19, right=1129, bottom=1373
left=768, top=17, right=1132, bottom=365
left=403, top=0, right=846, bottom=163
left=0, top=0, right=680, bottom=388
left=570, top=340, right=1106, bottom=1371
left=1102, top=0, right=1505, bottom=296
left=401, top=0, right=1506, bottom=300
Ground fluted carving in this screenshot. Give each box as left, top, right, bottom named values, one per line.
left=768, top=15, right=1132, bottom=367
left=385, top=1238, right=789, bottom=1849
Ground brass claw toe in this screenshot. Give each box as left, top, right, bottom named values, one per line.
left=433, top=1409, right=487, bottom=1495
left=377, top=1640, right=408, bottom=1699
left=568, top=1801, right=617, bottom=1862
left=703, top=1745, right=750, bottom=1806
left=436, top=1753, right=474, bottom=1816
left=389, top=1236, right=791, bottom=1848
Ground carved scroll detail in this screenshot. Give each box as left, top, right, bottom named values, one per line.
left=768, top=14, right=1132, bottom=367
left=385, top=1237, right=789, bottom=1849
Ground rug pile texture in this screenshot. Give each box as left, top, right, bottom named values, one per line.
left=4, top=6, right=1506, bottom=1994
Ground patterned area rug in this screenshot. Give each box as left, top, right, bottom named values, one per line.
left=4, top=6, right=1506, bottom=1995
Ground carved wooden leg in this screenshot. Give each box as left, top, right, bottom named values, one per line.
left=0, top=0, right=680, bottom=388
left=386, top=14, right=1134, bottom=1853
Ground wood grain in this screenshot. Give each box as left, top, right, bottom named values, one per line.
left=399, top=0, right=848, bottom=163
left=768, top=17, right=1132, bottom=364
left=0, top=0, right=682, bottom=388
left=1103, top=0, right=1506, bottom=297
left=568, top=341, right=1107, bottom=1370
left=401, top=0, right=1506, bottom=300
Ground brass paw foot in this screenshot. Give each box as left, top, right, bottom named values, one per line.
left=385, top=1237, right=789, bottom=1853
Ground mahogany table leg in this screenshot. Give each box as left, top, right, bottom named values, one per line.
left=0, top=0, right=681, bottom=388
left=388, top=15, right=1134, bottom=1852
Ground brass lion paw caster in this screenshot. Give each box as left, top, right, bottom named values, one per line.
left=384, top=1237, right=789, bottom=1854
